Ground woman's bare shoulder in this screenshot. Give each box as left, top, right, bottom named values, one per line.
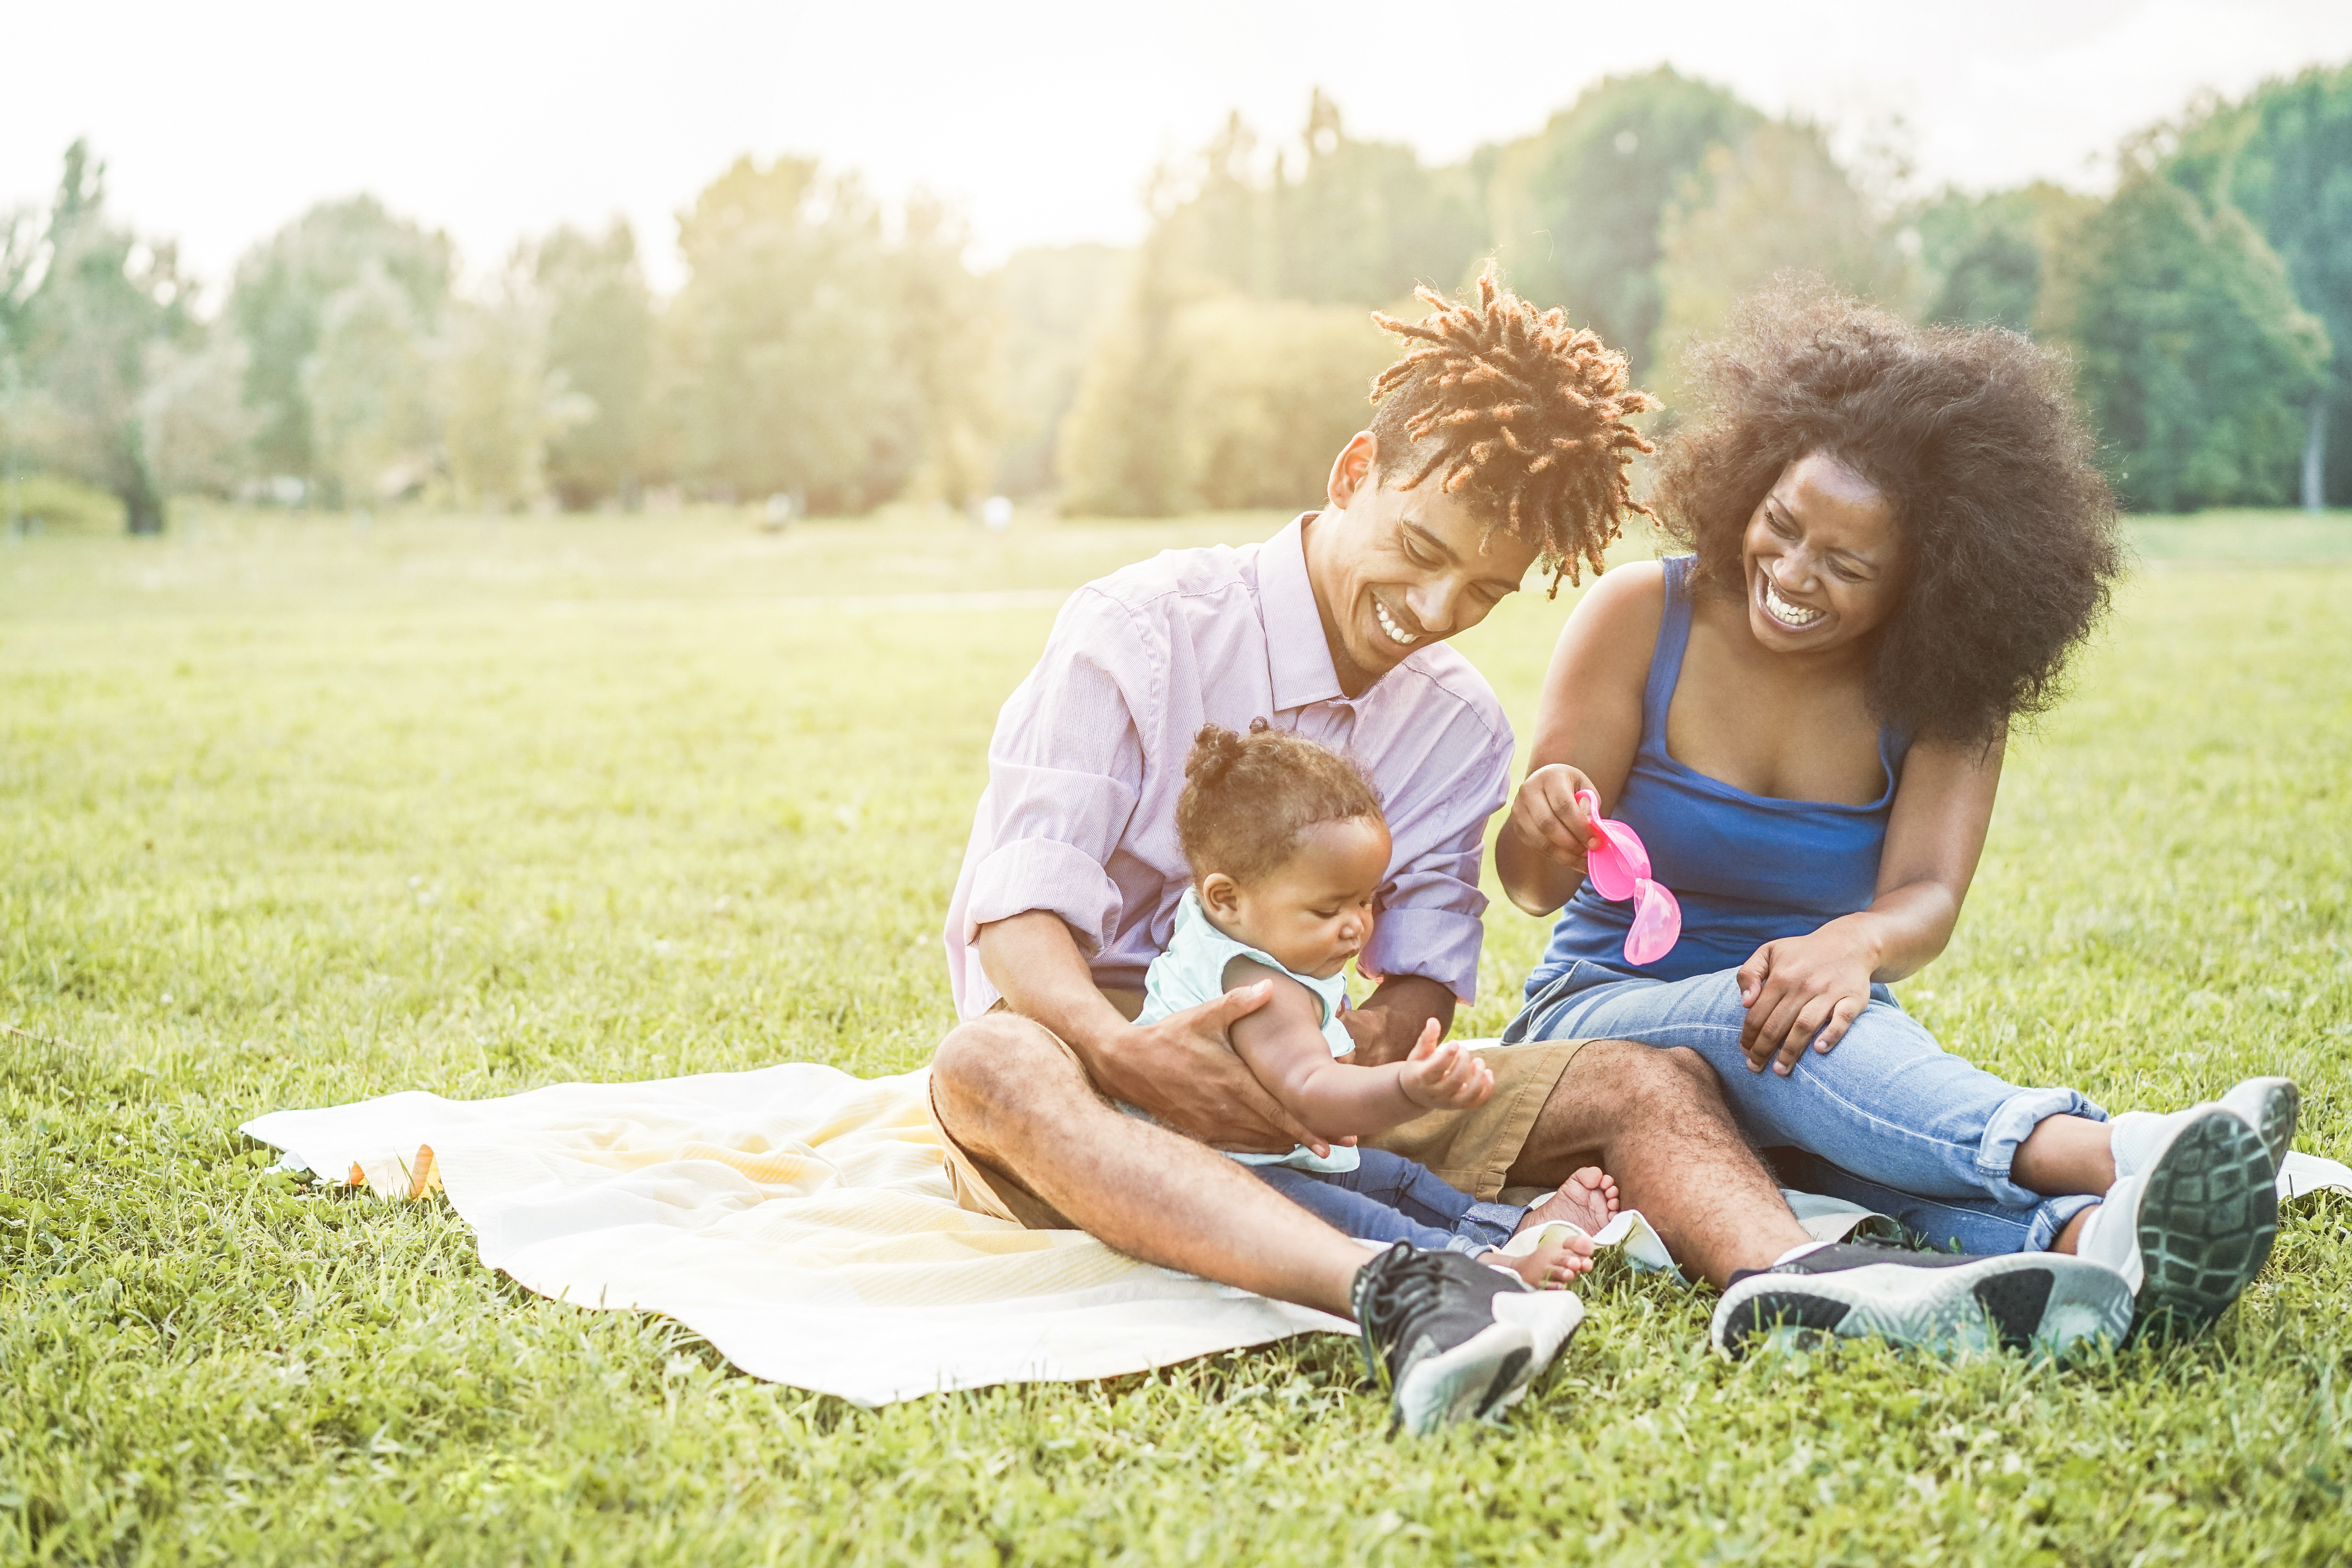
left=1562, top=561, right=1669, bottom=661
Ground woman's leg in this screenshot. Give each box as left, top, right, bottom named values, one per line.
left=1764, top=1147, right=2099, bottom=1254
left=1524, top=967, right=2101, bottom=1249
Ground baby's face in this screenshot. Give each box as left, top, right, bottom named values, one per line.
left=1202, top=816, right=1391, bottom=980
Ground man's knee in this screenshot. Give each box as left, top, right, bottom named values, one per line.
left=931, top=1013, right=1089, bottom=1124
left=1577, top=1038, right=1727, bottom=1116
left=1654, top=1044, right=1722, bottom=1098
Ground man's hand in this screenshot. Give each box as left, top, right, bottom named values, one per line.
left=1507, top=762, right=1604, bottom=878
left=1396, top=1024, right=1496, bottom=1112
left=1090, top=982, right=1331, bottom=1156
left=1736, top=927, right=1878, bottom=1075
left=1340, top=973, right=1457, bottom=1069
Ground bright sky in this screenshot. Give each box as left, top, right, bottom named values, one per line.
left=7, top=0, right=2350, bottom=301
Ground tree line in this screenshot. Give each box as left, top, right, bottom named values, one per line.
left=3, top=63, right=2347, bottom=533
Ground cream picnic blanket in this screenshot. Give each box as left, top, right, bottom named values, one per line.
left=240, top=1061, right=2352, bottom=1407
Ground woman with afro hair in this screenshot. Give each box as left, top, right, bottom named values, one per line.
left=1497, top=285, right=2295, bottom=1347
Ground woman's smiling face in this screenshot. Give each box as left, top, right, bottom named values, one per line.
left=1739, top=451, right=1903, bottom=656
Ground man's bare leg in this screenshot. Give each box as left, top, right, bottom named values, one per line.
left=931, top=1012, right=1373, bottom=1314
left=1504, top=1040, right=1811, bottom=1287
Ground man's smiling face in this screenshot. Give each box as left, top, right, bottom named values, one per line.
left=1304, top=432, right=1540, bottom=698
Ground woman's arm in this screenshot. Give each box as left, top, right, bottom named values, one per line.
left=1222, top=959, right=1492, bottom=1141
left=1494, top=565, right=1666, bottom=916
left=1736, top=733, right=2004, bottom=1073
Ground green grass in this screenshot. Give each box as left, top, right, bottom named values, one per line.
left=4, top=504, right=2349, bottom=1566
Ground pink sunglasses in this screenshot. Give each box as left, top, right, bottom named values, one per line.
left=1574, top=789, right=1683, bottom=967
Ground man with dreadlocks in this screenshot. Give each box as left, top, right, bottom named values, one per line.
left=928, top=266, right=2123, bottom=1434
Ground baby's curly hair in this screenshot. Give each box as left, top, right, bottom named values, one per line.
left=1369, top=262, right=1660, bottom=595
left=1651, top=285, right=2123, bottom=747
left=1176, top=721, right=1384, bottom=886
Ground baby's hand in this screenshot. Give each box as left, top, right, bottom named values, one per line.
left=1396, top=1021, right=1495, bottom=1112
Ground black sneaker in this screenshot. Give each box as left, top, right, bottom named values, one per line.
left=1350, top=1243, right=1585, bottom=1434
left=1710, top=1239, right=2133, bottom=1362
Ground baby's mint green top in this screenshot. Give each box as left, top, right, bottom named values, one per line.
left=1136, top=889, right=1359, bottom=1174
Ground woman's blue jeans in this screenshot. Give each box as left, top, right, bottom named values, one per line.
left=1250, top=1149, right=1524, bottom=1257
left=1504, top=961, right=2103, bottom=1254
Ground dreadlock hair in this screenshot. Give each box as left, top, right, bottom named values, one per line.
left=1368, top=260, right=1660, bottom=594
left=1176, top=721, right=1385, bottom=887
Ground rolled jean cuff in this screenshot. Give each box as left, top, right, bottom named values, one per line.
left=1977, top=1088, right=2109, bottom=1208
left=1458, top=1200, right=1525, bottom=1252
left=2027, top=1193, right=2102, bottom=1252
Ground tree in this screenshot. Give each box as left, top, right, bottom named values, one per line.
left=1056, top=242, right=1188, bottom=515
left=1487, top=68, right=1760, bottom=376
left=1061, top=284, right=1389, bottom=516
left=885, top=194, right=1000, bottom=507
left=301, top=260, right=436, bottom=509
left=1911, top=184, right=2096, bottom=333
left=1271, top=90, right=1486, bottom=307
left=533, top=221, right=655, bottom=510
left=1166, top=293, right=1392, bottom=511
left=227, top=196, right=452, bottom=488
left=2048, top=169, right=2328, bottom=511
left=1057, top=92, right=1482, bottom=514
left=2167, top=65, right=2352, bottom=507
left=10, top=142, right=188, bottom=534
left=993, top=243, right=1128, bottom=497
left=1652, top=120, right=1912, bottom=410
left=140, top=337, right=260, bottom=499
left=661, top=156, right=921, bottom=513
left=439, top=270, right=593, bottom=513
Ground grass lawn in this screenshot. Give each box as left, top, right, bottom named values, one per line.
left=4, top=503, right=2350, bottom=1566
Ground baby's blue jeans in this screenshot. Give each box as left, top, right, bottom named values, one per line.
left=1250, top=1149, right=1523, bottom=1257
left=1504, top=961, right=2104, bottom=1254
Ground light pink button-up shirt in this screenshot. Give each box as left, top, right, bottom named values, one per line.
left=943, top=515, right=1513, bottom=1019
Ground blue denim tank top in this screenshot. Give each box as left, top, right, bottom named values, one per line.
left=1525, top=556, right=1908, bottom=991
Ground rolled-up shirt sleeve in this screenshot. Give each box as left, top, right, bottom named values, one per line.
left=958, top=588, right=1151, bottom=958
left=1361, top=717, right=1513, bottom=1005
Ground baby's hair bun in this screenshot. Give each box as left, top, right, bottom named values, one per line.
left=1175, top=718, right=1384, bottom=886
left=1184, top=719, right=1269, bottom=787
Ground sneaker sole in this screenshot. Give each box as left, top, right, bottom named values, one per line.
left=2223, top=1077, right=2299, bottom=1173
left=1484, top=1289, right=1587, bottom=1416
left=1711, top=1253, right=2132, bottom=1362
left=1388, top=1321, right=1536, bottom=1436
left=2129, top=1109, right=2279, bottom=1347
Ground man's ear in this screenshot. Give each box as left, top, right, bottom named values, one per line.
left=1327, top=431, right=1377, bottom=512
left=1199, top=872, right=1242, bottom=921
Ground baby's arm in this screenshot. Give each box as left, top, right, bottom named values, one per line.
left=1221, top=957, right=1492, bottom=1142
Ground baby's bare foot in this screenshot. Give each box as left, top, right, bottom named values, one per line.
left=1485, top=1233, right=1591, bottom=1290
left=1516, top=1166, right=1620, bottom=1238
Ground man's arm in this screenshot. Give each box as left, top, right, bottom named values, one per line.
left=975, top=911, right=1325, bottom=1154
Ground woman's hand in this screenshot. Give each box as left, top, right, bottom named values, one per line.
left=1507, top=763, right=1604, bottom=877
left=1396, top=1022, right=1496, bottom=1111
left=1735, top=925, right=1880, bottom=1075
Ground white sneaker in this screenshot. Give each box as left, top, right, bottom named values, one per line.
left=2077, top=1103, right=2278, bottom=1345
left=2111, top=1077, right=2299, bottom=1179
left=1710, top=1240, right=2132, bottom=1363
left=2218, top=1077, right=2299, bottom=1171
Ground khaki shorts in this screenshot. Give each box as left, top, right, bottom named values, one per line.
left=926, top=990, right=1594, bottom=1229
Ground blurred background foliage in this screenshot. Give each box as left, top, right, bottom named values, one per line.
left=2, top=62, right=2348, bottom=533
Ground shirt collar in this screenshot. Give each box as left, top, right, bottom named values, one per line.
left=1261, top=513, right=1344, bottom=712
